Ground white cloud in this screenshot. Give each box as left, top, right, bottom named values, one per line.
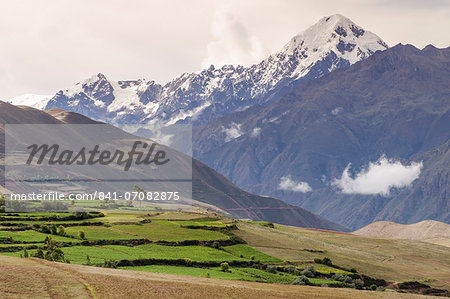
left=222, top=122, right=243, bottom=141
left=331, top=107, right=343, bottom=115
left=250, top=127, right=261, bottom=137
left=279, top=176, right=312, bottom=193
left=201, top=7, right=265, bottom=68
left=332, top=156, right=423, bottom=196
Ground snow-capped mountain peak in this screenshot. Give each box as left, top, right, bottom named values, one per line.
left=23, top=15, right=389, bottom=126
left=283, top=14, right=387, bottom=62
left=6, top=94, right=52, bottom=110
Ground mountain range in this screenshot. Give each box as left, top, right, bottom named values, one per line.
left=4, top=14, right=449, bottom=231
left=9, top=14, right=387, bottom=127
left=192, top=44, right=450, bottom=230
left=0, top=101, right=346, bottom=231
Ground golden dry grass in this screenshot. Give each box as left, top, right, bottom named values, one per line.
left=235, top=222, right=450, bottom=290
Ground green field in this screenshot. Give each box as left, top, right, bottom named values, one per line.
left=1, top=210, right=447, bottom=296
left=120, top=265, right=253, bottom=280
left=113, top=220, right=230, bottom=241
left=0, top=230, right=80, bottom=243
left=120, top=265, right=298, bottom=283
left=174, top=220, right=230, bottom=228
left=64, top=226, right=142, bottom=241
left=222, top=244, right=281, bottom=263
left=9, top=244, right=248, bottom=264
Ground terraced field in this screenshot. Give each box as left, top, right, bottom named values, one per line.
left=113, top=220, right=230, bottom=241
left=0, top=210, right=448, bottom=297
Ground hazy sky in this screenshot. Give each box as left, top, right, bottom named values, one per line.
left=1, top=0, right=449, bottom=99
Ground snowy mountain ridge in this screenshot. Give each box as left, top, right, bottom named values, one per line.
left=11, top=14, right=388, bottom=126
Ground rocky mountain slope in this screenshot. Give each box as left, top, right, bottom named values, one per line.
left=11, top=14, right=387, bottom=126
left=191, top=44, right=450, bottom=230
left=0, top=101, right=346, bottom=231
left=353, top=220, right=450, bottom=247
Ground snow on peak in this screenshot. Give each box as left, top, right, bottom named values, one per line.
left=281, top=14, right=388, bottom=62
left=33, top=15, right=389, bottom=126
left=7, top=94, right=52, bottom=110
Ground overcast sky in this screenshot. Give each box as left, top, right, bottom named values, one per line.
left=0, top=0, right=449, bottom=99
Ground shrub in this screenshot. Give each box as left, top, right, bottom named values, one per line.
left=50, top=224, right=58, bottom=235
left=79, top=230, right=86, bottom=239
left=422, top=288, right=449, bottom=296
left=34, top=248, right=45, bottom=259
left=314, top=258, right=323, bottom=264
left=0, top=195, right=5, bottom=213
left=266, top=265, right=277, bottom=274
left=283, top=265, right=296, bottom=274
left=398, top=281, right=430, bottom=290
left=86, top=255, right=91, bottom=266
left=322, top=257, right=332, bottom=266
left=220, top=262, right=230, bottom=272
left=212, top=241, right=220, bottom=249
left=57, top=225, right=66, bottom=236
left=23, top=248, right=29, bottom=258
left=300, top=266, right=316, bottom=278
left=103, top=260, right=118, bottom=268
left=332, top=273, right=353, bottom=284
left=353, top=279, right=364, bottom=290
left=184, top=258, right=193, bottom=265
left=361, top=275, right=386, bottom=287
left=292, top=275, right=310, bottom=285
left=370, top=284, right=377, bottom=291
left=40, top=225, right=51, bottom=234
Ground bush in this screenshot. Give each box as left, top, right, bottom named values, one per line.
left=353, top=279, right=364, bottom=290
left=283, top=265, right=296, bottom=274
left=43, top=236, right=66, bottom=262
left=292, top=275, right=310, bottom=285
left=33, top=248, right=45, bottom=259
left=86, top=255, right=91, bottom=266
left=103, top=260, right=118, bottom=268
left=398, top=281, right=430, bottom=290
left=300, top=266, right=316, bottom=278
left=266, top=265, right=277, bottom=274
left=23, top=248, right=29, bottom=258
left=0, top=196, right=5, bottom=213
left=50, top=224, right=58, bottom=235
left=322, top=257, right=332, bottom=266
left=370, top=284, right=377, bottom=291
left=220, top=262, right=230, bottom=272
left=57, top=225, right=66, bottom=236
left=361, top=275, right=386, bottom=287
left=79, top=230, right=86, bottom=239
left=422, top=288, right=449, bottom=296
left=332, top=273, right=353, bottom=284
left=184, top=258, right=193, bottom=265
left=40, top=225, right=51, bottom=234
